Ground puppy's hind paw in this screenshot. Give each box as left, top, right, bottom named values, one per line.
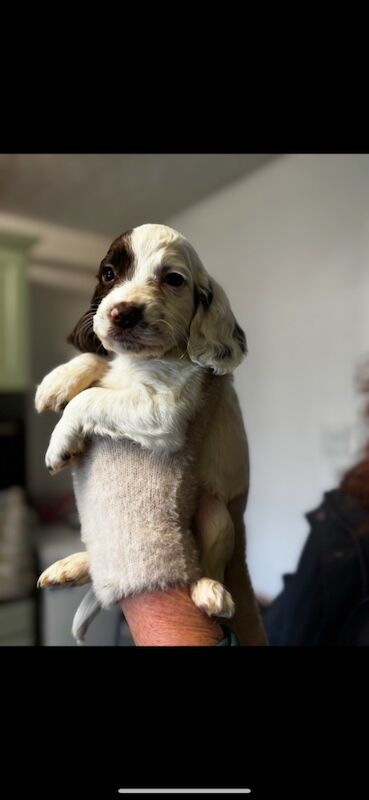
left=37, top=553, right=90, bottom=588
left=190, top=578, right=235, bottom=619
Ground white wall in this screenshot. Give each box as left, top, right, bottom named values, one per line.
left=167, top=154, right=369, bottom=598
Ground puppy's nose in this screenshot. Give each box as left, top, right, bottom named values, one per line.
left=110, top=302, right=143, bottom=329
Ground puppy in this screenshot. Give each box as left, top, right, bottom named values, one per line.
left=36, top=224, right=251, bottom=625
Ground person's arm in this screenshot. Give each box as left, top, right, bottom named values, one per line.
left=120, top=586, right=225, bottom=646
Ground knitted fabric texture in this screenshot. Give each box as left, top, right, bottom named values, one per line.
left=72, top=374, right=218, bottom=608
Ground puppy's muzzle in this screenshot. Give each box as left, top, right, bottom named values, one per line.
left=110, top=302, right=144, bottom=330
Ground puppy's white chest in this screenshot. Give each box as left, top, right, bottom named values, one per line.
left=99, top=354, right=203, bottom=398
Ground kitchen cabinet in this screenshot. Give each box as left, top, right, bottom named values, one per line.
left=0, top=235, right=35, bottom=391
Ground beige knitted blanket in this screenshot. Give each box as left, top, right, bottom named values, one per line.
left=70, top=375, right=266, bottom=645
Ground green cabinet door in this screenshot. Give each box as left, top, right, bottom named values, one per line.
left=0, top=237, right=35, bottom=391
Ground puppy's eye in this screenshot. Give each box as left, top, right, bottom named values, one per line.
left=164, top=272, right=185, bottom=287
left=102, top=265, right=115, bottom=283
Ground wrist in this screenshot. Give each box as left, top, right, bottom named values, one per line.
left=120, top=586, right=225, bottom=646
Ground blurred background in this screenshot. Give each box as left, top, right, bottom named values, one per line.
left=1, top=153, right=369, bottom=645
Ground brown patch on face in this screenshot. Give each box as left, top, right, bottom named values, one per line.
left=99, top=230, right=135, bottom=284
left=67, top=230, right=134, bottom=354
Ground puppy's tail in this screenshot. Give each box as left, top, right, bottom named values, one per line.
left=72, top=586, right=101, bottom=645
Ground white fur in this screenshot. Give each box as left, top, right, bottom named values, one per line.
left=93, top=223, right=246, bottom=371
left=37, top=552, right=90, bottom=588
left=190, top=578, right=235, bottom=618
left=44, top=355, right=206, bottom=470
left=35, top=353, right=108, bottom=413
left=36, top=224, right=249, bottom=635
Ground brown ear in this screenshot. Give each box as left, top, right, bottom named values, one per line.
left=67, top=307, right=108, bottom=355
left=188, top=275, right=247, bottom=375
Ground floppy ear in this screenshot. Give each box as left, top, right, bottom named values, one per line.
left=187, top=273, right=247, bottom=375
left=67, top=303, right=108, bottom=356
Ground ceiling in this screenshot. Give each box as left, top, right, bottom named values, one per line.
left=0, top=154, right=280, bottom=237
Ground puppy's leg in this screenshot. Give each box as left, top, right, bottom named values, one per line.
left=225, top=495, right=268, bottom=645
left=35, top=353, right=108, bottom=413
left=37, top=552, right=91, bottom=588
left=45, top=381, right=193, bottom=474
left=191, top=493, right=235, bottom=618
left=45, top=413, right=85, bottom=474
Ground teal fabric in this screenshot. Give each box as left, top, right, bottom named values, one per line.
left=217, top=626, right=240, bottom=646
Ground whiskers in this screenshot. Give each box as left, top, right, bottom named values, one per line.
left=157, top=311, right=189, bottom=349
left=156, top=318, right=177, bottom=347
left=155, top=317, right=190, bottom=361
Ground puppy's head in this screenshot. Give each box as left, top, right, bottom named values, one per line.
left=68, top=223, right=247, bottom=374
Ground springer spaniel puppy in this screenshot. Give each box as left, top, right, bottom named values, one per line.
left=36, top=223, right=250, bottom=620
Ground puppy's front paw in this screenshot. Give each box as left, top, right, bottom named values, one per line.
left=45, top=447, right=73, bottom=474
left=190, top=578, right=235, bottom=618
left=35, top=367, right=78, bottom=413
left=45, top=428, right=83, bottom=475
